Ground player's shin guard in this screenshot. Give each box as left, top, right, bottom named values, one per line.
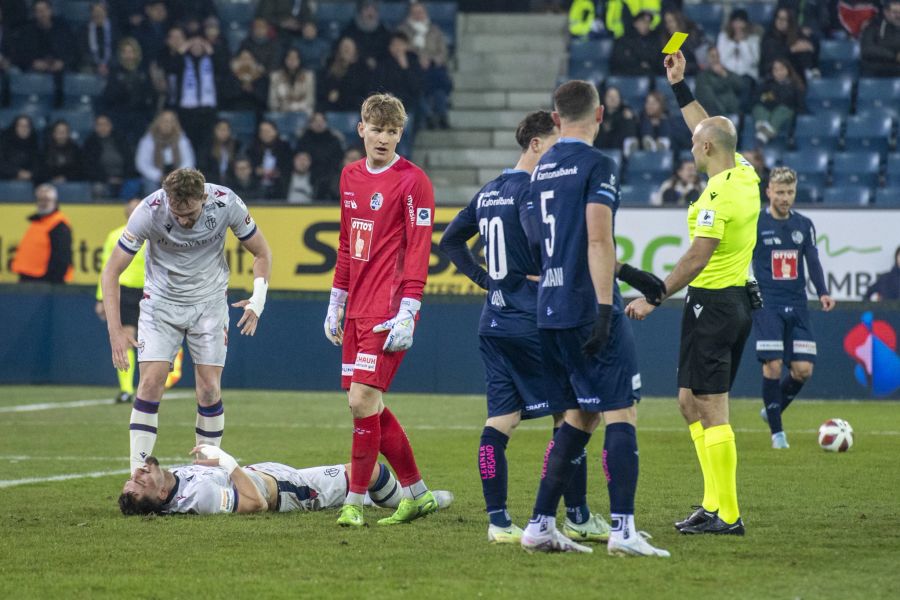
left=532, top=423, right=591, bottom=519
left=118, top=349, right=136, bottom=395
left=603, top=422, right=638, bottom=542
left=762, top=377, right=784, bottom=434
left=779, top=374, right=804, bottom=412
left=195, top=400, right=224, bottom=447
left=129, top=397, right=159, bottom=471
left=689, top=421, right=718, bottom=512
left=479, top=426, right=511, bottom=527
left=705, top=424, right=740, bottom=524
left=348, top=413, right=381, bottom=501
left=368, top=463, right=402, bottom=508
left=379, top=408, right=425, bottom=497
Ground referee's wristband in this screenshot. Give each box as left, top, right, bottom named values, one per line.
left=671, top=79, right=695, bottom=108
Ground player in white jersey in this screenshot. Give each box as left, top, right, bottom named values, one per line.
left=101, top=169, right=273, bottom=471
left=119, top=445, right=454, bottom=516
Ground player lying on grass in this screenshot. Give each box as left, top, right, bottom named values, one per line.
left=119, top=444, right=453, bottom=516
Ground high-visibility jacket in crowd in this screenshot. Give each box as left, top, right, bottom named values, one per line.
left=11, top=209, right=74, bottom=282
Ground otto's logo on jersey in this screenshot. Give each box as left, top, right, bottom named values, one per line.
left=416, top=208, right=432, bottom=226
left=355, top=352, right=377, bottom=372
left=370, top=192, right=383, bottom=211
left=205, top=215, right=217, bottom=230
left=771, top=249, right=799, bottom=280
left=350, top=218, right=374, bottom=262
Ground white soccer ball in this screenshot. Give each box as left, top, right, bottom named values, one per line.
left=818, top=419, right=854, bottom=452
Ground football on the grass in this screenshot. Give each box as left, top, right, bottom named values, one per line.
left=818, top=419, right=854, bottom=452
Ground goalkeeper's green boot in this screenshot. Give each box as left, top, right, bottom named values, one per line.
left=377, top=491, right=438, bottom=525
left=337, top=503, right=365, bottom=527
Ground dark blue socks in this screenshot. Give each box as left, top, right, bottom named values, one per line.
left=532, top=423, right=591, bottom=519
left=479, top=426, right=511, bottom=527
left=603, top=422, right=638, bottom=515
left=763, top=377, right=784, bottom=434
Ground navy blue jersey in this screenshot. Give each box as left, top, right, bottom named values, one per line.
left=753, top=208, right=829, bottom=307
left=439, top=169, right=540, bottom=336
left=527, top=138, right=623, bottom=329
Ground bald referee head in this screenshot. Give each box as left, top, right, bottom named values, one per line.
left=690, top=116, right=737, bottom=176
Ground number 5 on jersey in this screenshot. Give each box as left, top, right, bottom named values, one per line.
left=540, top=190, right=556, bottom=257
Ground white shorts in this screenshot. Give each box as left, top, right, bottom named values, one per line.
left=138, top=296, right=228, bottom=367
left=247, top=462, right=348, bottom=512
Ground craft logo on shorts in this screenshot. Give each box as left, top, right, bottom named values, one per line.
left=370, top=192, right=383, bottom=211
left=697, top=209, right=715, bottom=227
left=771, top=249, right=799, bottom=280
left=205, top=215, right=217, bottom=230
left=416, top=208, right=432, bottom=226
left=350, top=218, right=374, bottom=261
left=355, top=352, right=377, bottom=372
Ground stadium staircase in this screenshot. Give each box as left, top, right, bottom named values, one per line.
left=413, top=13, right=567, bottom=205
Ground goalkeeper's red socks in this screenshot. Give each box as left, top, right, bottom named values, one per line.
left=347, top=413, right=381, bottom=500
left=379, top=407, right=424, bottom=494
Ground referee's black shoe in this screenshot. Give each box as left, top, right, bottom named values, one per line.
left=680, top=515, right=745, bottom=536
left=674, top=506, right=717, bottom=532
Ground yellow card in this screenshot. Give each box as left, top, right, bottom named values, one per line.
left=661, top=32, right=688, bottom=54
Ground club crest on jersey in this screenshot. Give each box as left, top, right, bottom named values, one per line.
left=350, top=218, right=374, bottom=262
left=205, top=215, right=217, bottom=230
left=370, top=192, right=383, bottom=211
left=792, top=230, right=804, bottom=244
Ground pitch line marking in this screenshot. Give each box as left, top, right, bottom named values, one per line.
left=0, top=392, right=194, bottom=413
left=0, top=469, right=131, bottom=488
left=0, top=455, right=185, bottom=462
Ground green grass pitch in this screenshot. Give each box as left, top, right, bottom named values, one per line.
left=1, top=386, right=898, bottom=599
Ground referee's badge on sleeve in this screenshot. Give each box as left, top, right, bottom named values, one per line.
left=697, top=209, right=716, bottom=227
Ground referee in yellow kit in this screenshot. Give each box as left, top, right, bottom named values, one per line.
left=625, top=50, right=760, bottom=536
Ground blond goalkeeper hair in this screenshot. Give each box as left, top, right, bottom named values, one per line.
left=769, top=166, right=797, bottom=185
left=361, top=93, right=407, bottom=128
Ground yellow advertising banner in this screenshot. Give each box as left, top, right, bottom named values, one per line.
left=0, top=204, right=486, bottom=294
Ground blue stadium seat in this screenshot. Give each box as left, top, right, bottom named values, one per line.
left=225, top=27, right=248, bottom=53
left=218, top=110, right=257, bottom=139
left=653, top=76, right=695, bottom=114
left=215, top=0, right=256, bottom=28
left=54, top=181, right=94, bottom=204
left=761, top=147, right=782, bottom=168
left=316, top=2, right=355, bottom=27
left=822, top=185, right=871, bottom=206
left=625, top=150, right=673, bottom=184
left=265, top=111, right=310, bottom=138
left=806, top=77, right=853, bottom=113
left=9, top=72, right=55, bottom=107
left=831, top=151, right=880, bottom=187
left=49, top=109, right=95, bottom=142
left=684, top=3, right=723, bottom=37
left=886, top=154, right=900, bottom=186
left=379, top=2, right=408, bottom=27
left=604, top=149, right=623, bottom=176
left=568, top=61, right=609, bottom=84
left=781, top=149, right=829, bottom=188
left=738, top=2, right=776, bottom=26
left=427, top=2, right=458, bottom=32
left=619, top=183, right=656, bottom=205
left=62, top=73, right=105, bottom=110
left=0, top=106, right=49, bottom=132
left=843, top=112, right=893, bottom=153
left=819, top=39, right=860, bottom=77
left=794, top=186, right=821, bottom=204
left=856, top=78, right=900, bottom=117
left=792, top=112, right=842, bottom=151
left=0, top=180, right=35, bottom=202
left=603, top=76, right=651, bottom=109
left=570, top=39, right=613, bottom=63
left=741, top=116, right=789, bottom=150
left=60, top=1, right=92, bottom=26
left=326, top=111, right=360, bottom=141
left=873, top=186, right=900, bottom=207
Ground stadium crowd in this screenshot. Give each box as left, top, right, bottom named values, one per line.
left=570, top=0, right=900, bottom=206
left=0, top=0, right=453, bottom=203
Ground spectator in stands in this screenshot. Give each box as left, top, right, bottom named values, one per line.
left=752, top=57, right=805, bottom=145
left=1, top=0, right=28, bottom=30
left=78, top=2, right=116, bottom=76
left=135, top=110, right=196, bottom=193
left=133, top=0, right=170, bottom=70
left=223, top=48, right=269, bottom=112
left=651, top=159, right=704, bottom=206
left=109, top=0, right=147, bottom=34
left=659, top=8, right=706, bottom=75
left=0, top=115, right=39, bottom=181
left=716, top=8, right=761, bottom=84
left=226, top=156, right=264, bottom=201
left=0, top=6, right=13, bottom=105
left=375, top=33, right=423, bottom=118
left=153, top=25, right=188, bottom=108
left=761, top=7, right=818, bottom=80
left=343, top=146, right=363, bottom=168
left=695, top=46, right=747, bottom=116
left=248, top=120, right=292, bottom=199
left=865, top=246, right=900, bottom=302
left=11, top=183, right=73, bottom=284
left=295, top=111, right=345, bottom=189
left=168, top=0, right=218, bottom=34
left=38, top=120, right=84, bottom=184
left=172, top=35, right=221, bottom=159
left=10, top=0, right=79, bottom=76
left=240, top=17, right=283, bottom=72
left=340, top=0, right=390, bottom=70
left=594, top=85, right=639, bottom=156
left=743, top=148, right=770, bottom=197
left=779, top=0, right=833, bottom=38
left=318, top=36, right=369, bottom=112
left=201, top=16, right=231, bottom=72
left=83, top=113, right=138, bottom=199
left=200, top=119, right=243, bottom=183
left=292, top=21, right=330, bottom=70
left=611, top=10, right=664, bottom=76
left=605, top=0, right=661, bottom=39
left=860, top=0, right=900, bottom=78
left=285, top=151, right=318, bottom=203
left=269, top=47, right=316, bottom=113
left=256, top=0, right=314, bottom=40
left=102, top=37, right=157, bottom=148
left=637, top=90, right=672, bottom=152
left=398, top=1, right=452, bottom=130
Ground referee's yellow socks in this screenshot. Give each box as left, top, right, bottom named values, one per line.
left=689, top=421, right=718, bottom=512
left=705, top=423, right=740, bottom=524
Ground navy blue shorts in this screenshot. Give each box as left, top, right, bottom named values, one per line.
left=479, top=333, right=553, bottom=420
left=540, top=311, right=641, bottom=414
left=752, top=305, right=817, bottom=363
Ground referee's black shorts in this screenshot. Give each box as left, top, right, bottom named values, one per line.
left=120, top=285, right=143, bottom=328
left=677, top=286, right=752, bottom=395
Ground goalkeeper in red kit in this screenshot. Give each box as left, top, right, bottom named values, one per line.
left=324, top=93, right=439, bottom=527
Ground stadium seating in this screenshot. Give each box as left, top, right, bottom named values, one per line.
left=9, top=73, right=55, bottom=109
left=886, top=154, right=900, bottom=186
left=49, top=109, right=95, bottom=141
left=0, top=106, right=48, bottom=132
left=225, top=27, right=248, bottom=53
left=325, top=111, right=360, bottom=142
left=62, top=73, right=106, bottom=110
left=568, top=61, right=609, bottom=85
left=792, top=112, right=842, bottom=151
left=605, top=149, right=623, bottom=176
left=831, top=151, right=880, bottom=187
left=625, top=150, right=672, bottom=185
left=265, top=111, right=310, bottom=138
left=379, top=3, right=409, bottom=27
left=603, top=76, right=651, bottom=109
left=60, top=1, right=92, bottom=26
left=683, top=2, right=723, bottom=37
left=781, top=149, right=829, bottom=188
left=856, top=78, right=900, bottom=117
left=619, top=183, right=656, bottom=205
left=819, top=39, right=860, bottom=77
left=215, top=0, right=256, bottom=29
left=739, top=2, right=776, bottom=26
left=843, top=112, right=893, bottom=154
left=569, top=39, right=613, bottom=63
left=806, top=77, right=853, bottom=114
left=0, top=180, right=35, bottom=202
left=54, top=181, right=94, bottom=204
left=822, top=185, right=871, bottom=206
left=218, top=110, right=257, bottom=140
left=794, top=186, right=821, bottom=204
left=873, top=186, right=900, bottom=207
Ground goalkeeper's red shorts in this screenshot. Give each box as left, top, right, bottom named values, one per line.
left=340, top=318, right=407, bottom=392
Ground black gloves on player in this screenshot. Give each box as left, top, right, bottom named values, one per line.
left=618, top=263, right=666, bottom=306
left=582, top=304, right=613, bottom=357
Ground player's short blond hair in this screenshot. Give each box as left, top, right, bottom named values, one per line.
left=769, top=166, right=797, bottom=186
left=163, top=168, right=206, bottom=207
left=361, top=93, right=407, bottom=128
